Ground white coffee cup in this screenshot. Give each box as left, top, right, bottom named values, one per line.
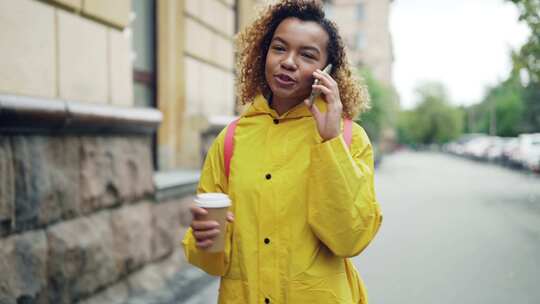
left=194, top=193, right=231, bottom=252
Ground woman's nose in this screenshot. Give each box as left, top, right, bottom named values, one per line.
left=280, top=54, right=297, bottom=71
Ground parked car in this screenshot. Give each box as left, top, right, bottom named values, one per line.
left=444, top=133, right=485, bottom=156
left=519, top=133, right=540, bottom=172
left=501, top=137, right=521, bottom=168
left=444, top=133, right=540, bottom=174
left=464, top=136, right=498, bottom=160
left=485, top=137, right=508, bottom=163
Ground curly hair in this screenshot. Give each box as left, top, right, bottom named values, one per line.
left=235, top=0, right=370, bottom=119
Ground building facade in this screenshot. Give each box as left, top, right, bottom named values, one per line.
left=158, top=0, right=235, bottom=170
left=326, top=0, right=394, bottom=87
left=0, top=0, right=257, bottom=302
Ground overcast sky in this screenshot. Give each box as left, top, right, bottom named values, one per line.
left=390, top=0, right=531, bottom=109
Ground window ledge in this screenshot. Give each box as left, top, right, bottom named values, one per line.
left=0, top=94, right=162, bottom=135
left=154, top=169, right=200, bottom=202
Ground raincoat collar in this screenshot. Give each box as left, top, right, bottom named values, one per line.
left=243, top=94, right=328, bottom=119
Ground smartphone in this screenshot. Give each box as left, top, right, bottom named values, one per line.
left=308, top=64, right=333, bottom=106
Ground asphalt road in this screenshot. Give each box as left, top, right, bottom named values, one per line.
left=354, top=151, right=540, bottom=304
left=186, top=151, right=540, bottom=303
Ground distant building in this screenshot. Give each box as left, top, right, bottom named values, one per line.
left=325, top=0, right=394, bottom=88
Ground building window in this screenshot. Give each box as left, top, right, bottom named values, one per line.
left=357, top=3, right=365, bottom=21
left=132, top=0, right=156, bottom=108
left=355, top=32, right=366, bottom=50
left=132, top=0, right=158, bottom=168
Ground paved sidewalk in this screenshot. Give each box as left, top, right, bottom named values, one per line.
left=183, top=279, right=219, bottom=304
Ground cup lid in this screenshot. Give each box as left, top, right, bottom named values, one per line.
left=194, top=193, right=231, bottom=208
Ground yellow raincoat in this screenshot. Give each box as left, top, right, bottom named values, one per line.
left=183, top=94, right=382, bottom=304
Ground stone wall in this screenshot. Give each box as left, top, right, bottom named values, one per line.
left=0, top=135, right=194, bottom=304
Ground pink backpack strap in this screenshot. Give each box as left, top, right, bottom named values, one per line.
left=224, top=118, right=240, bottom=179
left=344, top=119, right=353, bottom=148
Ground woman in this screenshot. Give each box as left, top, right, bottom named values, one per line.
left=183, top=1, right=382, bottom=303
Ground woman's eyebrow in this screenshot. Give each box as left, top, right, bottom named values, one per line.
left=300, top=46, right=320, bottom=55
left=271, top=37, right=288, bottom=45
left=272, top=37, right=321, bottom=54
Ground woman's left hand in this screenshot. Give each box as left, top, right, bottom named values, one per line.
left=304, top=68, right=343, bottom=142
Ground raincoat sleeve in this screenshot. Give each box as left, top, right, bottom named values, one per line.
left=307, top=123, right=382, bottom=257
left=182, top=129, right=233, bottom=276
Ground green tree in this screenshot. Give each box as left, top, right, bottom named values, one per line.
left=457, top=106, right=471, bottom=134
left=472, top=73, right=524, bottom=136
left=398, top=82, right=463, bottom=145
left=508, top=0, right=540, bottom=132
left=508, top=0, right=540, bottom=83
left=520, top=82, right=540, bottom=132
left=463, top=1, right=540, bottom=134
left=356, top=69, right=398, bottom=142
left=397, top=110, right=419, bottom=146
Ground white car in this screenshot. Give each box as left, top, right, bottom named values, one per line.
left=465, top=136, right=497, bottom=160
left=485, top=137, right=507, bottom=162
left=519, top=133, right=540, bottom=172
left=502, top=137, right=520, bottom=167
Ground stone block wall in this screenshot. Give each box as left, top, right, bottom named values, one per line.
left=0, top=135, right=194, bottom=304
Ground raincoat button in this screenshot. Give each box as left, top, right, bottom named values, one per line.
left=265, top=174, right=271, bottom=180
left=273, top=118, right=279, bottom=124
left=264, top=238, right=270, bottom=244
left=265, top=298, right=270, bottom=303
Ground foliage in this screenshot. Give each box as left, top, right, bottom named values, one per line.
left=508, top=0, right=540, bottom=83
left=397, top=82, right=463, bottom=145
left=520, top=81, right=540, bottom=132
left=462, top=0, right=540, bottom=136
left=469, top=73, right=524, bottom=136
left=397, top=0, right=540, bottom=146
left=356, top=69, right=398, bottom=142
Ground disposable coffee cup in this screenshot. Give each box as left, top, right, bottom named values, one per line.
left=194, top=193, right=231, bottom=252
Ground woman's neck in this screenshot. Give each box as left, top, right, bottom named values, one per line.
left=270, top=95, right=305, bottom=116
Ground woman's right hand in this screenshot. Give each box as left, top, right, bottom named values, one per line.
left=190, top=206, right=234, bottom=249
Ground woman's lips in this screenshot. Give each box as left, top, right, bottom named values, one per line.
left=274, top=74, right=296, bottom=86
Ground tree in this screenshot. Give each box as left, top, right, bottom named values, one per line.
left=507, top=0, right=540, bottom=132
left=508, top=0, right=540, bottom=83
left=472, top=73, right=524, bottom=136
left=356, top=69, right=398, bottom=142
left=397, top=82, right=463, bottom=145
left=520, top=82, right=540, bottom=132
left=397, top=110, right=419, bottom=146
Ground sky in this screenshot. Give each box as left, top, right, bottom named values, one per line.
left=390, top=0, right=531, bottom=109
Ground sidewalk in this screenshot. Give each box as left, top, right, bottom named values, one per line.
left=183, top=279, right=219, bottom=304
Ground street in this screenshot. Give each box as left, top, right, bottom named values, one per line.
left=187, top=151, right=540, bottom=303
left=355, top=151, right=540, bottom=304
